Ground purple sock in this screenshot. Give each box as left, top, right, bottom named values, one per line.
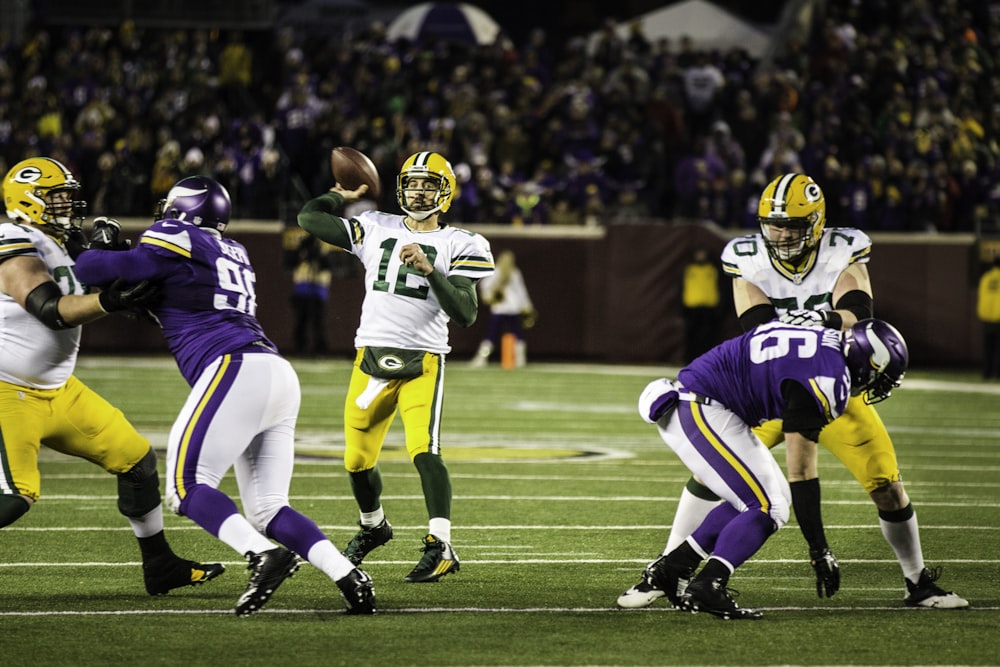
left=711, top=510, right=776, bottom=568
left=265, top=505, right=326, bottom=558
left=690, top=502, right=739, bottom=552
left=179, top=484, right=241, bottom=537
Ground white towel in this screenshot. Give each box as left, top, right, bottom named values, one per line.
left=355, top=376, right=390, bottom=409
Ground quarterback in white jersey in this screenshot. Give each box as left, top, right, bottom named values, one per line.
left=619, top=172, right=967, bottom=611
left=299, top=151, right=494, bottom=584
left=347, top=209, right=493, bottom=353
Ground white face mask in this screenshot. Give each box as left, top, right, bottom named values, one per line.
left=400, top=176, right=444, bottom=220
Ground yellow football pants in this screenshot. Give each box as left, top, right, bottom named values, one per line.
left=755, top=394, right=901, bottom=493
left=342, top=349, right=445, bottom=472
left=0, top=376, right=150, bottom=501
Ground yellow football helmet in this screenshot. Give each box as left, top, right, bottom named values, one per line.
left=3, top=157, right=85, bottom=236
left=757, top=173, right=826, bottom=263
left=396, top=151, right=456, bottom=222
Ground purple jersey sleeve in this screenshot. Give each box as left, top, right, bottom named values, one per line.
left=678, top=322, right=850, bottom=427
left=74, top=220, right=275, bottom=385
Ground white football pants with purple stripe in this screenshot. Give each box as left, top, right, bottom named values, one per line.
left=657, top=400, right=791, bottom=531
left=165, top=352, right=299, bottom=531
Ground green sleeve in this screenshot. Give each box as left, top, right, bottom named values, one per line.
left=427, top=272, right=478, bottom=327
left=297, top=192, right=351, bottom=249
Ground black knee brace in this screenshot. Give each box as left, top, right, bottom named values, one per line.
left=117, top=449, right=162, bottom=518
left=0, top=495, right=31, bottom=528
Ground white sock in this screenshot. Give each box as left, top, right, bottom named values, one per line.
left=307, top=540, right=357, bottom=581
left=429, top=517, right=451, bottom=543
left=880, top=513, right=925, bottom=582
left=360, top=506, right=385, bottom=527
left=663, top=488, right=722, bottom=554
left=126, top=506, right=165, bottom=538
left=218, top=514, right=274, bottom=556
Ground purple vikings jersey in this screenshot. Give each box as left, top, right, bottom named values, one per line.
left=678, top=322, right=850, bottom=427
left=74, top=219, right=274, bottom=385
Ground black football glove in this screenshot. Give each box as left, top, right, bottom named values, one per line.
left=98, top=279, right=161, bottom=313
left=90, top=217, right=131, bottom=251
left=810, top=547, right=840, bottom=598
left=64, top=226, right=89, bottom=260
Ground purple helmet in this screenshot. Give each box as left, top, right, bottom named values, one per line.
left=157, top=176, right=231, bottom=233
left=842, top=319, right=909, bottom=404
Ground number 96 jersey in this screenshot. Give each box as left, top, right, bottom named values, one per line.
left=75, top=219, right=274, bottom=385
left=721, top=228, right=871, bottom=313
left=344, top=211, right=494, bottom=353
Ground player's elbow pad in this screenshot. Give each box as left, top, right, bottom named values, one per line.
left=739, top=303, right=777, bottom=332
left=25, top=282, right=72, bottom=330
left=834, top=289, right=873, bottom=321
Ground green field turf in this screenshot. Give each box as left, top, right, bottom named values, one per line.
left=2, top=356, right=998, bottom=666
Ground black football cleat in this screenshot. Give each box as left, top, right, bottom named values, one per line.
left=403, top=534, right=459, bottom=583
left=680, top=577, right=763, bottom=620
left=235, top=547, right=300, bottom=616
left=617, top=555, right=693, bottom=609
left=342, top=520, right=393, bottom=566
left=903, top=567, right=969, bottom=609
left=337, top=568, right=376, bottom=615
left=144, top=557, right=225, bottom=596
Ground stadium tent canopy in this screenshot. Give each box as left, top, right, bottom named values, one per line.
left=593, top=0, right=774, bottom=59
left=386, top=2, right=501, bottom=45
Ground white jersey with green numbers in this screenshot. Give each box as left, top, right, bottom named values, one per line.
left=721, top=227, right=872, bottom=314
left=344, top=210, right=494, bottom=353
left=0, top=222, right=85, bottom=388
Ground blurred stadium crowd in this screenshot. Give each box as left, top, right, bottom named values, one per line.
left=1, top=1, right=998, bottom=232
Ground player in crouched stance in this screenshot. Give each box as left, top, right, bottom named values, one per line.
left=74, top=176, right=374, bottom=616
left=620, top=173, right=966, bottom=611
left=635, top=319, right=908, bottom=619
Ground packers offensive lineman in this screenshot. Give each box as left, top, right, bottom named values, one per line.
left=619, top=172, right=968, bottom=609
left=0, top=157, right=224, bottom=595
left=298, top=151, right=494, bottom=582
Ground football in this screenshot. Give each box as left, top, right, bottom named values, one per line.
left=331, top=146, right=381, bottom=199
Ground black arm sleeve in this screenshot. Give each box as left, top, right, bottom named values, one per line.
left=24, top=281, right=71, bottom=330
left=790, top=477, right=829, bottom=552
left=738, top=303, right=777, bottom=332
left=781, top=381, right=831, bottom=553
left=834, top=289, right=874, bottom=321
left=780, top=380, right=827, bottom=442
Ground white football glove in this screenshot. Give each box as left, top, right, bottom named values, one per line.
left=780, top=309, right=833, bottom=328
left=638, top=378, right=679, bottom=424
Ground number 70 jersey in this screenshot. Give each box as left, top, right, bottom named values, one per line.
left=344, top=211, right=494, bottom=353
left=721, top=227, right=871, bottom=314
